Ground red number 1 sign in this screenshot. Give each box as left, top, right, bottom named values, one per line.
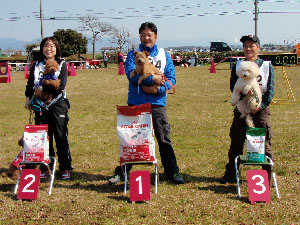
left=130, top=171, right=151, bottom=202
left=17, top=169, right=41, bottom=200
left=247, top=170, right=270, bottom=204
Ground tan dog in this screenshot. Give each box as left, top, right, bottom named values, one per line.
left=35, top=60, right=61, bottom=103
left=130, top=51, right=163, bottom=87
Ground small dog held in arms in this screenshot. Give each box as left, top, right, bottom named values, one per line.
left=231, top=61, right=262, bottom=128
left=130, top=51, right=163, bottom=87
left=35, top=60, right=61, bottom=103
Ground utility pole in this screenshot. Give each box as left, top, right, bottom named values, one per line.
left=40, top=0, right=44, bottom=39
left=254, top=0, right=258, bottom=37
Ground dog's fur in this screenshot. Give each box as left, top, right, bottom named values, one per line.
left=231, top=61, right=262, bottom=127
left=35, top=60, right=61, bottom=103
left=130, top=51, right=163, bottom=87
left=2, top=136, right=37, bottom=180
left=1, top=136, right=24, bottom=180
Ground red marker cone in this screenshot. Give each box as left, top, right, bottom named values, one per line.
left=210, top=60, right=216, bottom=73
left=24, top=65, right=29, bottom=79
left=7, top=65, right=11, bottom=83
left=70, top=63, right=76, bottom=76
left=118, top=62, right=125, bottom=75
left=67, top=63, right=71, bottom=76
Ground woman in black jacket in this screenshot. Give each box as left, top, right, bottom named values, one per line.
left=25, top=37, right=73, bottom=180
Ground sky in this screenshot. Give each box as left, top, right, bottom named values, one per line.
left=1, top=0, right=300, bottom=48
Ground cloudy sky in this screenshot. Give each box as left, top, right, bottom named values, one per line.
left=1, top=0, right=300, bottom=47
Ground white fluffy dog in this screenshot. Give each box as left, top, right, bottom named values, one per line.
left=231, top=61, right=262, bottom=127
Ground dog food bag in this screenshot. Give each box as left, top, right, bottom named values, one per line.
left=23, top=125, right=49, bottom=163
left=117, top=103, right=155, bottom=165
left=246, top=127, right=266, bottom=163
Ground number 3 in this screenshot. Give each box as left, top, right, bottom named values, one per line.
left=252, top=175, right=266, bottom=194
left=22, top=174, right=36, bottom=193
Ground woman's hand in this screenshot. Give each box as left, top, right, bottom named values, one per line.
left=25, top=97, right=31, bottom=111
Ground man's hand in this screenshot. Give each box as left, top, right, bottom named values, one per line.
left=142, top=85, right=158, bottom=94
left=248, top=88, right=254, bottom=96
left=152, top=74, right=165, bottom=86
left=251, top=106, right=261, bottom=114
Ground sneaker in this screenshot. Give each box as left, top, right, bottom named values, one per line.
left=61, top=170, right=70, bottom=180
left=219, top=174, right=237, bottom=184
left=40, top=170, right=49, bottom=179
left=108, top=174, right=121, bottom=185
left=168, top=173, right=184, bottom=184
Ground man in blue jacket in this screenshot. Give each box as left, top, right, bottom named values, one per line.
left=109, top=22, right=184, bottom=185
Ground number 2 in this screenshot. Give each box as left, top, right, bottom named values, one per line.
left=136, top=176, right=143, bottom=194
left=22, top=174, right=36, bottom=193
left=252, top=175, right=266, bottom=194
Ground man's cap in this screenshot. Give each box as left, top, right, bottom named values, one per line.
left=240, top=35, right=260, bottom=45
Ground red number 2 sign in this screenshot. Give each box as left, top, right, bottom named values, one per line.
left=130, top=171, right=151, bottom=202
left=17, top=169, right=41, bottom=200
left=247, top=170, right=270, bottom=204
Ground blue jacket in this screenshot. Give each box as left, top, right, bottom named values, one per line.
left=124, top=44, right=176, bottom=107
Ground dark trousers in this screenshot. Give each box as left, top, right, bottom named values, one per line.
left=225, top=107, right=273, bottom=176
left=35, top=99, right=73, bottom=171
left=115, top=106, right=179, bottom=178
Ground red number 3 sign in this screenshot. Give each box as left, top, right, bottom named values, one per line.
left=247, top=170, right=270, bottom=204
left=17, top=169, right=41, bottom=200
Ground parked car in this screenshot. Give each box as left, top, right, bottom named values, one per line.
left=210, top=42, right=232, bottom=52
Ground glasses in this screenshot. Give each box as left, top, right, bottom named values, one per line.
left=43, top=44, right=56, bottom=49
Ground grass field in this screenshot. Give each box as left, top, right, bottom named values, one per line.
left=0, top=63, right=299, bottom=224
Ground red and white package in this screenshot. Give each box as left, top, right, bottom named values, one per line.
left=117, top=103, right=156, bottom=165
left=23, top=125, right=49, bottom=164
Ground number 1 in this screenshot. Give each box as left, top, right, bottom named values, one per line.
left=136, top=176, right=143, bottom=194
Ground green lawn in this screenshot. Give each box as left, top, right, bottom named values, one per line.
left=0, top=64, right=299, bottom=224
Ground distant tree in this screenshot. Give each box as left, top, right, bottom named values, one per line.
left=110, top=26, right=132, bottom=52
left=53, top=29, right=88, bottom=57
left=78, top=15, right=115, bottom=59
left=25, top=43, right=39, bottom=53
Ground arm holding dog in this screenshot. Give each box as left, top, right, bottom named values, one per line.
left=260, top=61, right=275, bottom=110
left=25, top=63, right=37, bottom=110
left=41, top=61, right=67, bottom=95
left=125, top=50, right=162, bottom=87
left=144, top=51, right=175, bottom=95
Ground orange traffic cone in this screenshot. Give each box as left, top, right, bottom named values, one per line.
left=210, top=60, right=216, bottom=73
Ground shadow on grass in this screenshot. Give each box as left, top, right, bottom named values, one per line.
left=182, top=174, right=221, bottom=184
left=107, top=195, right=130, bottom=202
left=197, top=184, right=236, bottom=195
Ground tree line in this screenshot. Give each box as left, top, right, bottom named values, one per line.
left=26, top=15, right=134, bottom=59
